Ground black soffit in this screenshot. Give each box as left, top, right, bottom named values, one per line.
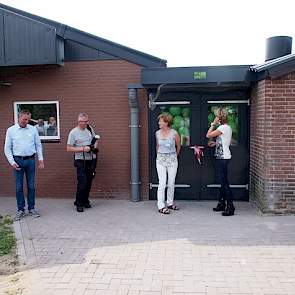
left=141, top=65, right=254, bottom=87
left=142, top=55, right=295, bottom=87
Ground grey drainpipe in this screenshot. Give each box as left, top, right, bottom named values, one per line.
left=128, top=88, right=141, bottom=201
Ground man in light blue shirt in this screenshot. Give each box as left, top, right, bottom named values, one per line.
left=4, top=109, right=44, bottom=220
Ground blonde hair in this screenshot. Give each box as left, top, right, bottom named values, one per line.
left=217, top=108, right=228, bottom=124
left=158, top=113, right=173, bottom=127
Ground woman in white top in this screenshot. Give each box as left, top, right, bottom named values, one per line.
left=206, top=108, right=235, bottom=216
left=156, top=113, right=181, bottom=214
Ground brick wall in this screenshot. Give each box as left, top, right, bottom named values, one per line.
left=0, top=60, right=149, bottom=200
left=250, top=72, right=295, bottom=213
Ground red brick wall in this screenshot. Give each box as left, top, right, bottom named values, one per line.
left=250, top=73, right=295, bottom=213
left=250, top=80, right=266, bottom=210
left=0, top=60, right=149, bottom=200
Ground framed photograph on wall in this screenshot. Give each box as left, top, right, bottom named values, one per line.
left=13, top=101, right=60, bottom=141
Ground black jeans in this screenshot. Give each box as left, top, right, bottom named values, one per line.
left=74, top=160, right=95, bottom=207
left=215, top=159, right=234, bottom=204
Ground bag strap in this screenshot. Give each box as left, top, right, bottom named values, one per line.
left=86, top=124, right=95, bottom=137
left=86, top=124, right=95, bottom=160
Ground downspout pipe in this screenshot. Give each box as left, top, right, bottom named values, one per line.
left=128, top=88, right=141, bottom=202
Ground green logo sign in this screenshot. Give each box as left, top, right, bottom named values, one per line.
left=193, top=71, right=207, bottom=80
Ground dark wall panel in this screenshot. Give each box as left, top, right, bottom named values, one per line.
left=0, top=10, right=4, bottom=65
left=0, top=4, right=166, bottom=67
left=64, top=39, right=99, bottom=61
left=64, top=40, right=119, bottom=61
left=99, top=50, right=119, bottom=60
left=3, top=10, right=57, bottom=65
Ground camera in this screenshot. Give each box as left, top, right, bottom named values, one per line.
left=87, top=135, right=100, bottom=153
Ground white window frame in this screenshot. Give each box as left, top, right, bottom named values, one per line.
left=13, top=100, right=60, bottom=141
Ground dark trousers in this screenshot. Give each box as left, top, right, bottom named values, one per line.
left=14, top=158, right=36, bottom=211
left=215, top=159, right=234, bottom=204
left=74, top=160, right=94, bottom=207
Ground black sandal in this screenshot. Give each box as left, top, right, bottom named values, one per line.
left=167, top=205, right=179, bottom=210
left=158, top=207, right=170, bottom=214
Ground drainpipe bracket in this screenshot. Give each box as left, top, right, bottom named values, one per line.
left=129, top=125, right=141, bottom=128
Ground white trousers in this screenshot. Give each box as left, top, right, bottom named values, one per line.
left=156, top=160, right=178, bottom=210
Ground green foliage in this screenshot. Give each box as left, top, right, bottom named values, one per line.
left=160, top=106, right=191, bottom=147
left=208, top=113, right=215, bottom=124
left=169, top=106, right=182, bottom=116
left=178, top=126, right=189, bottom=136
left=0, top=216, right=16, bottom=256
left=173, top=116, right=185, bottom=129
left=182, top=107, right=190, bottom=118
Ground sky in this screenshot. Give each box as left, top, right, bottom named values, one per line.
left=1, top=0, right=295, bottom=67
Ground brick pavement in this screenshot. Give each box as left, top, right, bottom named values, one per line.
left=0, top=197, right=295, bottom=295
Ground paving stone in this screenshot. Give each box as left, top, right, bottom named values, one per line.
left=1, top=197, right=295, bottom=295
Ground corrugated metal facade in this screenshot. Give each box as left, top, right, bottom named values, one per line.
left=65, top=40, right=99, bottom=61
left=0, top=8, right=63, bottom=66
left=64, top=40, right=119, bottom=61
left=0, top=10, right=4, bottom=65
left=0, top=4, right=166, bottom=68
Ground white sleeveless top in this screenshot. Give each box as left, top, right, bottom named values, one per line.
left=156, top=129, right=177, bottom=154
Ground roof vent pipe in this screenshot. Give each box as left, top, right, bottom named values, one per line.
left=265, top=36, right=292, bottom=61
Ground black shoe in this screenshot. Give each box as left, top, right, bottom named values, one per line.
left=213, top=201, right=226, bottom=212
left=84, top=203, right=92, bottom=209
left=76, top=206, right=84, bottom=212
left=222, top=205, right=235, bottom=216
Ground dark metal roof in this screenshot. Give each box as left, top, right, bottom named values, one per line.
left=0, top=4, right=166, bottom=68
left=249, top=54, right=295, bottom=80
left=142, top=65, right=254, bottom=87
left=0, top=7, right=64, bottom=66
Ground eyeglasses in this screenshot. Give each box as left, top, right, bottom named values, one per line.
left=79, top=120, right=89, bottom=123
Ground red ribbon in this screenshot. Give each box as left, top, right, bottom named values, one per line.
left=190, top=145, right=204, bottom=164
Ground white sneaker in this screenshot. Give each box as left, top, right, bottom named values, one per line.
left=14, top=210, right=26, bottom=221
left=29, top=209, right=40, bottom=218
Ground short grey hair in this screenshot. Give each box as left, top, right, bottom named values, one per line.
left=78, top=113, right=88, bottom=121
left=18, top=109, right=31, bottom=118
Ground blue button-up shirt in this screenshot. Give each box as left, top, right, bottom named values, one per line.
left=4, top=123, right=44, bottom=165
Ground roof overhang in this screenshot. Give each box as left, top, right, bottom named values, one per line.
left=142, top=65, right=254, bottom=89
left=250, top=54, right=295, bottom=80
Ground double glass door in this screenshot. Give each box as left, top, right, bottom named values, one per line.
left=149, top=91, right=249, bottom=201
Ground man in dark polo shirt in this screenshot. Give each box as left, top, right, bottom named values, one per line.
left=67, top=113, right=98, bottom=212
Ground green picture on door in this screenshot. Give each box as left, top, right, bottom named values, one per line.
left=160, top=106, right=190, bottom=147
left=208, top=105, right=238, bottom=145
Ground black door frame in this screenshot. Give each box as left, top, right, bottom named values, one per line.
left=148, top=88, right=250, bottom=201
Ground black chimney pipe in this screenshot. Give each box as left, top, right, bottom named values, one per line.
left=265, top=36, right=292, bottom=61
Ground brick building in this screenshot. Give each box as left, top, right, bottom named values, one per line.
left=0, top=4, right=166, bottom=202
left=1, top=4, right=295, bottom=214
left=250, top=69, right=295, bottom=214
